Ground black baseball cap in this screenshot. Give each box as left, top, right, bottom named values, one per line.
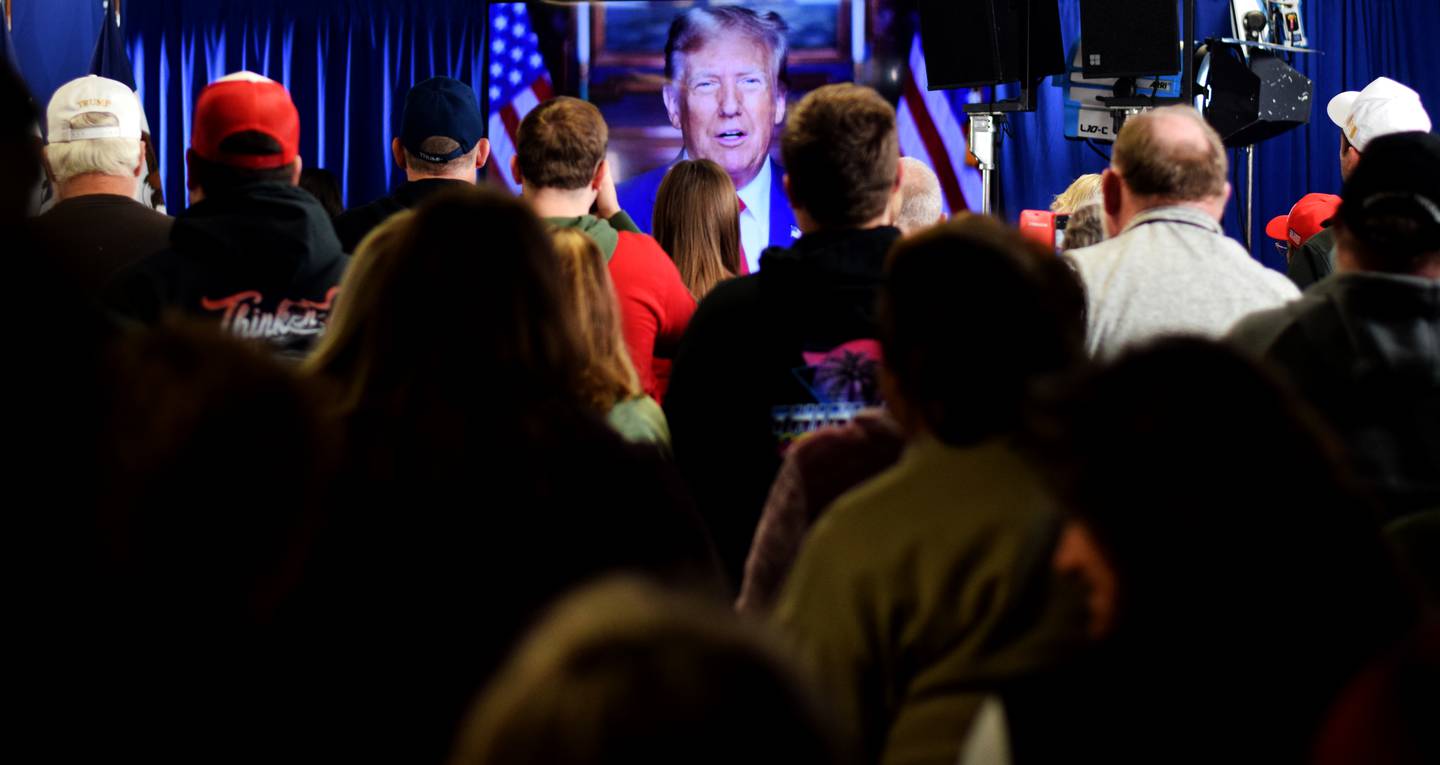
left=400, top=77, right=485, bottom=163
left=1337, top=131, right=1440, bottom=254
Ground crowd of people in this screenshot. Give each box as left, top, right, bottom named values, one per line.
left=5, top=5, right=1437, bottom=764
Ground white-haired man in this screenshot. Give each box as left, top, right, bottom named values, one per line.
left=890, top=156, right=945, bottom=236
left=33, top=75, right=171, bottom=297
left=617, top=6, right=799, bottom=272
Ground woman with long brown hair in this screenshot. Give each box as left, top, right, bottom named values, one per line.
left=550, top=227, right=670, bottom=451
left=295, top=186, right=721, bottom=763
left=652, top=159, right=742, bottom=301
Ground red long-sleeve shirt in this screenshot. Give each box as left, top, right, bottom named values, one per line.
left=608, top=231, right=696, bottom=401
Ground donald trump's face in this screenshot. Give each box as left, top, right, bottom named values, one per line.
left=663, top=32, right=786, bottom=191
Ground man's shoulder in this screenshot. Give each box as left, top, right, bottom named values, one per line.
left=336, top=194, right=398, bottom=220
left=39, top=194, right=172, bottom=227
left=1232, top=270, right=1384, bottom=352
left=1229, top=301, right=1304, bottom=357
left=1062, top=237, right=1121, bottom=270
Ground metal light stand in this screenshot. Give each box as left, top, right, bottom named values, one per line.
left=964, top=80, right=1039, bottom=216
left=968, top=113, right=1002, bottom=216
left=1245, top=144, right=1255, bottom=252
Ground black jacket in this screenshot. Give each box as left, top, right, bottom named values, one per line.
left=107, top=182, right=348, bottom=356
left=332, top=178, right=468, bottom=253
left=32, top=194, right=173, bottom=300
left=1230, top=271, right=1440, bottom=515
left=1288, top=226, right=1336, bottom=289
left=665, top=225, right=901, bottom=586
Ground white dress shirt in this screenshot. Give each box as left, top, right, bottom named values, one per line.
left=736, top=158, right=773, bottom=273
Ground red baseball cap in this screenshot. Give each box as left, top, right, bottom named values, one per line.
left=1266, top=193, right=1342, bottom=247
left=190, top=71, right=300, bottom=170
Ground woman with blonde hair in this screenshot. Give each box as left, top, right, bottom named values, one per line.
left=1050, top=173, right=1103, bottom=214
left=550, top=227, right=670, bottom=450
left=1052, top=173, right=1108, bottom=250
left=652, top=159, right=742, bottom=301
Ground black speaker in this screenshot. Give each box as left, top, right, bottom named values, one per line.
left=1079, top=0, right=1180, bottom=78
left=1202, top=46, right=1313, bottom=147
left=918, top=0, right=1064, bottom=89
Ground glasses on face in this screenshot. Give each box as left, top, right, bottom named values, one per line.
left=1274, top=240, right=1292, bottom=259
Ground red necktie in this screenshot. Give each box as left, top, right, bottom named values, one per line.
left=737, top=196, right=749, bottom=275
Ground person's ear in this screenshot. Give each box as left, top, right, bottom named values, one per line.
left=1333, top=223, right=1363, bottom=273
left=1102, top=168, right=1123, bottom=218
left=1052, top=520, right=1119, bottom=640
left=291, top=155, right=304, bottom=186
left=772, top=83, right=787, bottom=127
left=40, top=145, right=57, bottom=185
left=474, top=138, right=491, bottom=169
left=591, top=158, right=608, bottom=190
left=392, top=137, right=406, bottom=170
left=510, top=155, right=523, bottom=186
left=893, top=155, right=904, bottom=194
left=185, top=147, right=199, bottom=190
left=783, top=173, right=813, bottom=232
left=133, top=137, right=146, bottom=177
left=662, top=84, right=684, bottom=132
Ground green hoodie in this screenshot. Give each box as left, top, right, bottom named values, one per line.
left=544, top=211, right=642, bottom=262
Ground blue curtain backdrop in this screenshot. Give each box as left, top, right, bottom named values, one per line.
left=120, top=0, right=487, bottom=210
left=998, top=0, right=1440, bottom=268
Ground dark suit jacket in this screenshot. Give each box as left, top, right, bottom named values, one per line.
left=617, top=158, right=801, bottom=250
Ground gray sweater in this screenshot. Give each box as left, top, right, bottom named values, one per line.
left=1065, top=205, right=1300, bottom=359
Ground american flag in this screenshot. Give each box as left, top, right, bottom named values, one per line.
left=88, top=0, right=165, bottom=212
left=896, top=31, right=984, bottom=216
left=487, top=2, right=552, bottom=193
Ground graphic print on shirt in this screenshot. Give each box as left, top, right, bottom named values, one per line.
left=200, top=286, right=340, bottom=342
left=773, top=338, right=883, bottom=450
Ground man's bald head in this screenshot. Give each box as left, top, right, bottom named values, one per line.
left=1102, top=106, right=1230, bottom=232
left=1112, top=106, right=1227, bottom=202
left=891, top=157, right=944, bottom=235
